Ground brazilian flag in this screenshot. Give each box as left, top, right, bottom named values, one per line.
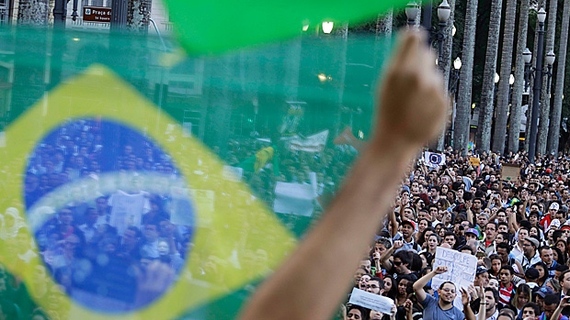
left=0, top=0, right=406, bottom=318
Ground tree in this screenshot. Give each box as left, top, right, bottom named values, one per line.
left=476, top=0, right=503, bottom=152
left=509, top=0, right=531, bottom=153
left=493, top=0, right=517, bottom=153
left=548, top=0, right=570, bottom=153
left=537, top=0, right=557, bottom=155
left=17, top=0, right=48, bottom=25
left=437, top=0, right=456, bottom=151
left=453, top=0, right=478, bottom=154
left=127, top=0, right=152, bottom=32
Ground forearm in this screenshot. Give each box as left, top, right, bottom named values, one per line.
left=413, top=270, right=436, bottom=291
left=464, top=304, right=475, bottom=320
left=466, top=209, right=474, bottom=225
left=239, top=142, right=419, bottom=320
left=477, top=299, right=486, bottom=320
left=389, top=210, right=399, bottom=238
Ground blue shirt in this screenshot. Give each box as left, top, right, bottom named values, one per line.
left=421, top=294, right=464, bottom=320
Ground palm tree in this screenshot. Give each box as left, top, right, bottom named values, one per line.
left=375, top=9, right=393, bottom=36
left=17, top=0, right=49, bottom=25
left=453, top=0, right=478, bottom=154
left=537, top=0, right=557, bottom=156
left=548, top=0, right=570, bottom=153
left=492, top=0, right=517, bottom=153
left=509, top=0, right=531, bottom=153
left=437, top=0, right=456, bottom=151
left=127, top=0, right=152, bottom=32
left=476, top=0, right=503, bottom=152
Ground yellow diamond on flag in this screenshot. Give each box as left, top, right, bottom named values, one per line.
left=0, top=64, right=297, bottom=319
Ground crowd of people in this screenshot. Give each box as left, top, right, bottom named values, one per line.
left=5, top=114, right=570, bottom=320
left=14, top=118, right=193, bottom=314
left=342, top=148, right=570, bottom=320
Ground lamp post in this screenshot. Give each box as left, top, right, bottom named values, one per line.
left=405, top=2, right=420, bottom=27
left=449, top=57, right=462, bottom=146
left=436, top=0, right=451, bottom=66
left=405, top=0, right=451, bottom=58
left=528, top=8, right=547, bottom=163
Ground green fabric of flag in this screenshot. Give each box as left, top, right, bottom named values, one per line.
left=163, top=0, right=408, bottom=53
left=0, top=12, right=398, bottom=318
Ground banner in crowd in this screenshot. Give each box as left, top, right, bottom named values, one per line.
left=432, top=247, right=477, bottom=310
left=286, top=130, right=329, bottom=152
left=423, top=151, right=446, bottom=167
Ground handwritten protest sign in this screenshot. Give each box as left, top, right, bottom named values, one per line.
left=501, top=164, right=520, bottom=182
left=432, top=247, right=477, bottom=310
left=349, top=288, right=394, bottom=315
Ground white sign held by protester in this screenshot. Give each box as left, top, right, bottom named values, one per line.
left=349, top=288, right=394, bottom=315
left=432, top=247, right=477, bottom=310
left=273, top=182, right=315, bottom=216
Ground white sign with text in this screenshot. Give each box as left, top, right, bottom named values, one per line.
left=432, top=247, right=477, bottom=310
left=348, top=288, right=394, bottom=315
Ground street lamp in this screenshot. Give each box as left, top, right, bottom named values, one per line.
left=528, top=7, right=547, bottom=163
left=437, top=0, right=452, bottom=23
left=405, top=2, right=420, bottom=27
left=435, top=0, right=451, bottom=64
left=523, top=48, right=532, bottom=93
left=321, top=21, right=334, bottom=34
left=448, top=56, right=462, bottom=146
left=453, top=57, right=462, bottom=70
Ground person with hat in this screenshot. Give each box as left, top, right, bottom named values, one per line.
left=525, top=268, right=541, bottom=291
left=561, top=225, right=570, bottom=239
left=475, top=267, right=490, bottom=288
left=465, top=228, right=480, bottom=242
left=542, top=202, right=560, bottom=230
left=516, top=236, right=541, bottom=271
left=535, top=287, right=555, bottom=311
left=540, top=294, right=569, bottom=320
left=393, top=219, right=420, bottom=252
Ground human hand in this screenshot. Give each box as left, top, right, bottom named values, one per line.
left=393, top=240, right=404, bottom=250
left=467, top=284, right=478, bottom=300
left=404, top=299, right=413, bottom=313
left=373, top=31, right=448, bottom=149
left=477, top=286, right=485, bottom=302
left=561, top=296, right=570, bottom=307
left=372, top=252, right=381, bottom=261
left=433, top=266, right=448, bottom=274
left=461, top=287, right=470, bottom=306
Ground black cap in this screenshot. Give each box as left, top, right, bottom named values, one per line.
left=525, top=268, right=539, bottom=279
